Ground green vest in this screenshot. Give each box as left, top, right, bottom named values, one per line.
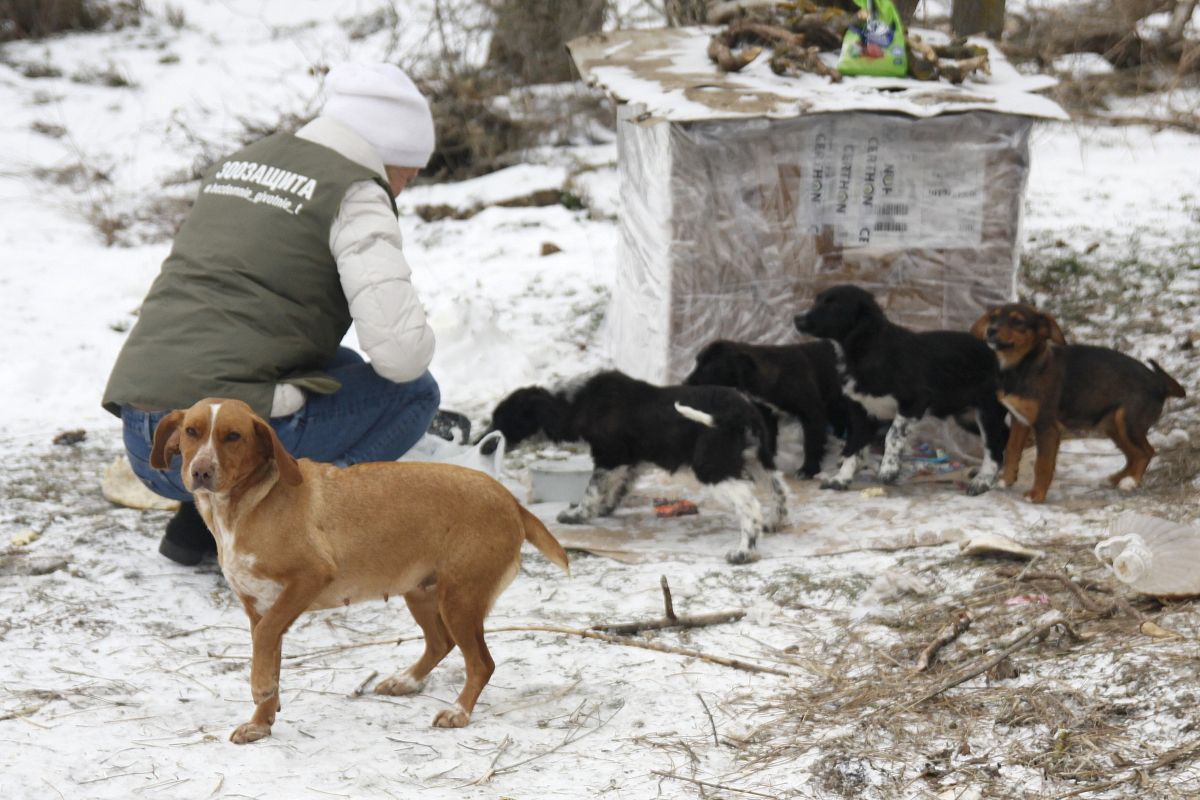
left=103, top=133, right=396, bottom=418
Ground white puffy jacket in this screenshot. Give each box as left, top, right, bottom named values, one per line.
left=269, top=116, right=435, bottom=416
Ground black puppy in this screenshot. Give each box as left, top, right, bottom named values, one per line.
left=793, top=285, right=1008, bottom=494
left=683, top=340, right=846, bottom=478
left=485, top=370, right=787, bottom=564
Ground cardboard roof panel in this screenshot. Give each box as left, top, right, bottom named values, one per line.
left=567, top=26, right=1069, bottom=123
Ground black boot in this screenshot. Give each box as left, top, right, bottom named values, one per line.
left=159, top=502, right=216, bottom=566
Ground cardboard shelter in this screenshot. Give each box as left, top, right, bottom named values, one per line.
left=567, top=26, right=1068, bottom=383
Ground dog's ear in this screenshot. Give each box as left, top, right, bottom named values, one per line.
left=150, top=410, right=185, bottom=470
left=969, top=310, right=992, bottom=340
left=253, top=418, right=303, bottom=486
left=1037, top=312, right=1067, bottom=345
left=695, top=340, right=727, bottom=366
left=735, top=352, right=773, bottom=389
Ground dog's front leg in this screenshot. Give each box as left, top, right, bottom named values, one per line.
left=998, top=421, right=1030, bottom=488
left=823, top=405, right=873, bottom=491
left=557, top=466, right=634, bottom=524
left=876, top=413, right=916, bottom=484
left=231, top=575, right=330, bottom=744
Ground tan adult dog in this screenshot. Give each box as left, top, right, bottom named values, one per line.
left=150, top=397, right=569, bottom=744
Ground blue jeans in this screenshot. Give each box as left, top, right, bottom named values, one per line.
left=120, top=348, right=441, bottom=502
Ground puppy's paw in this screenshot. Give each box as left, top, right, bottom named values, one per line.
left=820, top=477, right=851, bottom=491
left=762, top=517, right=788, bottom=534
left=996, top=477, right=1011, bottom=489
left=375, top=674, right=423, bottom=696
left=798, top=464, right=821, bottom=480
left=725, top=548, right=760, bottom=565
left=1023, top=489, right=1047, bottom=504
left=965, top=479, right=993, bottom=496
left=432, top=703, right=469, bottom=728
left=1117, top=476, right=1139, bottom=492
left=556, top=506, right=591, bottom=525
left=876, top=468, right=900, bottom=485
left=230, top=721, right=271, bottom=744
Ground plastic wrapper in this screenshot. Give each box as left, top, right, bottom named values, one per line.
left=609, top=105, right=1033, bottom=383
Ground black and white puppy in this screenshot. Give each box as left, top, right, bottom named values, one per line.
left=793, top=285, right=1008, bottom=495
left=484, top=370, right=787, bottom=564
left=683, top=340, right=847, bottom=479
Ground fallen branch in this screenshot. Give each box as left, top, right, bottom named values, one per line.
left=904, top=611, right=1083, bottom=709
left=490, top=624, right=800, bottom=677
left=591, top=575, right=746, bottom=635
left=915, top=610, right=974, bottom=671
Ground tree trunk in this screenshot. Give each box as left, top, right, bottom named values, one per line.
left=486, top=0, right=608, bottom=85
left=951, top=0, right=1006, bottom=38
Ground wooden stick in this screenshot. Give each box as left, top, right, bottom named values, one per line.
left=660, top=575, right=676, bottom=621
left=591, top=609, right=746, bottom=636
left=490, top=624, right=800, bottom=678
left=904, top=611, right=1081, bottom=709
left=1053, top=737, right=1200, bottom=799
left=590, top=575, right=746, bottom=635
left=915, top=610, right=974, bottom=671
left=696, top=692, right=719, bottom=746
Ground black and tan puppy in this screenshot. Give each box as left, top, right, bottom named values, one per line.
left=484, top=370, right=787, bottom=564
left=793, top=285, right=1009, bottom=494
left=683, top=340, right=846, bottom=479
left=972, top=303, right=1186, bottom=503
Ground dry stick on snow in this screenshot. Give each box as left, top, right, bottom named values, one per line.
left=651, top=769, right=781, bottom=799
left=696, top=692, right=719, bottom=746
left=590, top=575, right=746, bottom=635
left=350, top=670, right=378, bottom=697
left=490, top=624, right=800, bottom=677
left=902, top=611, right=1083, bottom=710
left=915, top=610, right=974, bottom=671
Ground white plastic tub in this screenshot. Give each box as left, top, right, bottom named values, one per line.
left=528, top=455, right=594, bottom=504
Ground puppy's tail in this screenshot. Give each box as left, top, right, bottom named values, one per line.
left=519, top=505, right=570, bottom=575
left=1149, top=360, right=1187, bottom=399
left=674, top=402, right=716, bottom=428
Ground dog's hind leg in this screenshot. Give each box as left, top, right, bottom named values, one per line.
left=557, top=465, right=635, bottom=524
left=1106, top=407, right=1153, bottom=490
left=713, top=478, right=763, bottom=565
left=376, top=584, right=455, bottom=696
left=431, top=592, right=496, bottom=728
left=748, top=462, right=788, bottom=532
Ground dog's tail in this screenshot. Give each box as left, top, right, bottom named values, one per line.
left=674, top=402, right=716, bottom=428
left=1149, top=360, right=1187, bottom=399
left=518, top=505, right=570, bottom=575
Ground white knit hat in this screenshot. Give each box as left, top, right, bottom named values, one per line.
left=323, top=63, right=435, bottom=168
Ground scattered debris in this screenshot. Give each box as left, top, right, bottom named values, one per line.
left=915, top=609, right=974, bottom=671
left=859, top=486, right=886, bottom=497
left=958, top=533, right=1045, bottom=560
left=540, top=241, right=561, bottom=256
left=653, top=498, right=698, bottom=517
left=10, top=529, right=41, bottom=547
left=1095, top=512, right=1200, bottom=598
left=101, top=455, right=179, bottom=511
left=51, top=429, right=86, bottom=446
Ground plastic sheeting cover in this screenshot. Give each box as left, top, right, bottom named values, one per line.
left=610, top=108, right=1032, bottom=383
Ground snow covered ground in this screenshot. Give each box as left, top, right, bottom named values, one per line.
left=1, top=2, right=1199, bottom=799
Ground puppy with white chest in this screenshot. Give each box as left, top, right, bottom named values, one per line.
left=793, top=285, right=1009, bottom=494
left=483, top=370, right=788, bottom=564
left=150, top=398, right=569, bottom=744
